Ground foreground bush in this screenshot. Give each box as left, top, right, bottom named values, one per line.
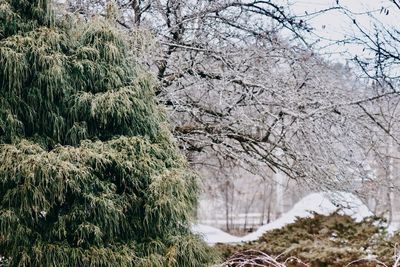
left=216, top=212, right=400, bottom=267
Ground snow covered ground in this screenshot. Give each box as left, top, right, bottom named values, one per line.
left=193, top=191, right=373, bottom=245
left=191, top=224, right=241, bottom=244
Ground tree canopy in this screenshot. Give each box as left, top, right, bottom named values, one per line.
left=0, top=0, right=212, bottom=266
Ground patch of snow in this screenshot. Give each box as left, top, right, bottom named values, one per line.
left=192, top=224, right=241, bottom=245
left=387, top=222, right=400, bottom=234
left=193, top=192, right=372, bottom=245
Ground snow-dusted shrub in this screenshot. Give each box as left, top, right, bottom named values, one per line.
left=216, top=212, right=390, bottom=266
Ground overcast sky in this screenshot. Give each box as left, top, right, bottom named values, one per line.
left=289, top=0, right=398, bottom=61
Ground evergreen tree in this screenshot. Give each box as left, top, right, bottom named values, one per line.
left=0, top=0, right=212, bottom=266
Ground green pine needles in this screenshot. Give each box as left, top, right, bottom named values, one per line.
left=0, top=0, right=213, bottom=266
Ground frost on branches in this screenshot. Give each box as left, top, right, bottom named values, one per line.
left=60, top=0, right=400, bottom=193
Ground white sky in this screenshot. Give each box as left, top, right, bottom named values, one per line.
left=289, top=0, right=398, bottom=61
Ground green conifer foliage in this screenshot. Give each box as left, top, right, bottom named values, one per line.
left=0, top=1, right=212, bottom=266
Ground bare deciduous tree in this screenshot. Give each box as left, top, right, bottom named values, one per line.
left=59, top=0, right=399, bottom=193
